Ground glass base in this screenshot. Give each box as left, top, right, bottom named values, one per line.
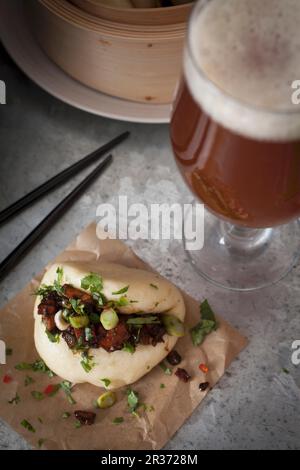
left=184, top=208, right=300, bottom=291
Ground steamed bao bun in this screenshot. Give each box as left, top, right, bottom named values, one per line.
left=34, top=262, right=185, bottom=389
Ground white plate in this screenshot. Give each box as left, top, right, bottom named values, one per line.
left=0, top=0, right=171, bottom=123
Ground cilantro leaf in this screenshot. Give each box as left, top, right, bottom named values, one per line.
left=53, top=267, right=64, bottom=295
left=115, top=296, right=129, bottom=307
left=15, top=359, right=55, bottom=377
left=81, top=273, right=103, bottom=293
left=45, top=329, right=60, bottom=343
left=24, top=376, right=35, bottom=387
left=201, top=299, right=217, bottom=322
left=127, top=389, right=139, bottom=413
left=101, top=378, right=111, bottom=388
left=113, top=417, right=124, bottom=424
left=159, top=362, right=172, bottom=375
left=60, top=380, right=76, bottom=404
left=80, top=352, right=95, bottom=373
left=69, top=298, right=86, bottom=315
left=38, top=438, right=45, bottom=448
left=21, top=419, right=35, bottom=433
left=190, top=300, right=218, bottom=347
left=31, top=391, right=44, bottom=401
left=122, top=342, right=135, bottom=354
left=112, top=285, right=129, bottom=295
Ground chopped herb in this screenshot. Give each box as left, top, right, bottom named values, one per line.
left=38, top=417, right=43, bottom=424
left=115, top=295, right=129, bottom=307
left=282, top=368, right=290, bottom=374
left=53, top=267, right=64, bottom=295
left=159, top=362, right=172, bottom=375
left=85, top=327, right=93, bottom=342
left=113, top=417, right=124, bottom=424
left=21, top=419, right=35, bottom=433
left=45, top=329, right=60, bottom=343
left=80, top=352, right=95, bottom=373
left=101, top=378, right=111, bottom=388
left=62, top=412, right=71, bottom=419
left=38, top=438, right=45, bottom=448
left=122, top=342, right=135, bottom=354
left=160, top=383, right=165, bottom=389
left=81, top=273, right=103, bottom=292
left=81, top=273, right=105, bottom=306
left=190, top=299, right=218, bottom=346
left=127, top=389, right=139, bottom=413
left=150, top=283, right=158, bottom=289
left=8, top=393, right=20, bottom=405
left=5, top=347, right=13, bottom=356
left=75, top=420, right=82, bottom=429
left=127, top=315, right=160, bottom=325
left=155, top=302, right=159, bottom=307
left=15, top=362, right=32, bottom=371
left=31, top=391, right=44, bottom=401
left=34, top=284, right=54, bottom=297
left=70, top=298, right=86, bottom=315
left=60, top=380, right=76, bottom=404
left=15, top=359, right=55, bottom=377
left=130, top=300, right=138, bottom=304
left=112, top=285, right=129, bottom=295
left=24, top=376, right=35, bottom=387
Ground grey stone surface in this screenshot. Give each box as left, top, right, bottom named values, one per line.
left=0, top=46, right=300, bottom=450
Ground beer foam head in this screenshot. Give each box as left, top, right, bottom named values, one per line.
left=184, top=0, right=300, bottom=141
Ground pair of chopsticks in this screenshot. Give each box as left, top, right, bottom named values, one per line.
left=0, top=131, right=130, bottom=279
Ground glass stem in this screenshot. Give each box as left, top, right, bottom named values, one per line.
left=219, top=222, right=273, bottom=254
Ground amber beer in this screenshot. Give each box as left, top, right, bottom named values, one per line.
left=171, top=0, right=300, bottom=229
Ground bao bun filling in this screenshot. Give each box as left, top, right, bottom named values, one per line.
left=36, top=268, right=184, bottom=355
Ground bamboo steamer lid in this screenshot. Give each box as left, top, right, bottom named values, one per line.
left=27, top=0, right=193, bottom=104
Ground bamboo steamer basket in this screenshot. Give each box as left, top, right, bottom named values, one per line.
left=70, top=0, right=193, bottom=26
left=27, top=0, right=193, bottom=104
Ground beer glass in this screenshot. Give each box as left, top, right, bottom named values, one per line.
left=170, top=0, right=300, bottom=290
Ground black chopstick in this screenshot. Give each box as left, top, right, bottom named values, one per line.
left=0, top=131, right=129, bottom=226
left=0, top=154, right=112, bottom=280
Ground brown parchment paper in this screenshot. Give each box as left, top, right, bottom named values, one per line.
left=0, top=223, right=248, bottom=450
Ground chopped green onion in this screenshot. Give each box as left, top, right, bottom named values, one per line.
left=101, top=378, right=111, bottom=388
left=21, top=419, right=35, bottom=433
left=159, top=362, right=172, bottom=375
left=122, top=342, right=135, bottom=354
left=112, top=285, right=129, bottom=295
left=31, top=391, right=44, bottom=401
left=113, top=417, right=124, bottom=424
